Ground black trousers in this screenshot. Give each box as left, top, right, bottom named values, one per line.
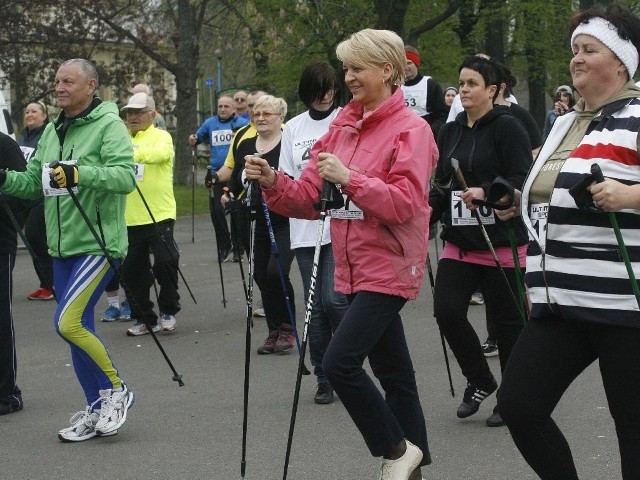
left=23, top=201, right=53, bottom=289
left=122, top=220, right=181, bottom=326
left=209, top=183, right=231, bottom=258
left=0, top=253, right=21, bottom=407
left=499, top=313, right=640, bottom=479
left=434, top=258, right=524, bottom=391
left=252, top=218, right=295, bottom=332
left=323, top=291, right=430, bottom=464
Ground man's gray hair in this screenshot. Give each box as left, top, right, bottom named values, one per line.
left=60, top=58, right=99, bottom=92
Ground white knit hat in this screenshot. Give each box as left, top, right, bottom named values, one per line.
left=571, top=17, right=638, bottom=78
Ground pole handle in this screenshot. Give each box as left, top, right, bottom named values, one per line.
left=591, top=163, right=605, bottom=183
left=451, top=157, right=469, bottom=191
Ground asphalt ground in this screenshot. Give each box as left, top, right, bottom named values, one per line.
left=2, top=215, right=619, bottom=480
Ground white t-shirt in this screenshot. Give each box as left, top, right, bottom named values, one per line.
left=401, top=76, right=430, bottom=117
left=279, top=108, right=340, bottom=249
left=446, top=93, right=518, bottom=123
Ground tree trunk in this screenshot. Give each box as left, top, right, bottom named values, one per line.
left=482, top=0, right=504, bottom=63
left=173, top=0, right=200, bottom=185
left=456, top=0, right=478, bottom=56
left=374, top=0, right=410, bottom=36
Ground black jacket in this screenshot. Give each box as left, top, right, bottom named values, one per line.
left=0, top=133, right=28, bottom=254
left=430, top=106, right=533, bottom=252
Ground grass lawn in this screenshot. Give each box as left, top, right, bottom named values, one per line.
left=173, top=184, right=210, bottom=217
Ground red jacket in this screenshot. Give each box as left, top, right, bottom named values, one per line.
left=264, top=88, right=438, bottom=299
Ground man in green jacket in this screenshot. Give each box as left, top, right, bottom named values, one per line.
left=0, top=58, right=136, bottom=442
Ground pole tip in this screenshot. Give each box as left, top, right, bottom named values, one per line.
left=173, top=374, right=185, bottom=387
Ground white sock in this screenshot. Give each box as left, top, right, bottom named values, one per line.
left=107, top=296, right=120, bottom=308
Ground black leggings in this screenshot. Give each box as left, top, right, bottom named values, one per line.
left=434, top=258, right=524, bottom=391
left=498, top=314, right=640, bottom=479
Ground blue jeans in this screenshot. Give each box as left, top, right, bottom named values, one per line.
left=295, top=244, right=348, bottom=384
left=323, top=291, right=430, bottom=464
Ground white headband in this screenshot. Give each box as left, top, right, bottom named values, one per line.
left=571, top=17, right=638, bottom=78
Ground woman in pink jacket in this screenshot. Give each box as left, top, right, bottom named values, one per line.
left=245, top=29, right=437, bottom=480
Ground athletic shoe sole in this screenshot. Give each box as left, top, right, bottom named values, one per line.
left=58, top=429, right=117, bottom=442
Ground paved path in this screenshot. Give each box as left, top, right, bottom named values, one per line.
left=2, top=215, right=618, bottom=479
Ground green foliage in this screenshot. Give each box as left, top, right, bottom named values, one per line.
left=173, top=183, right=210, bottom=218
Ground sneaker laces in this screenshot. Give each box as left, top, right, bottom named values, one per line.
left=92, top=390, right=117, bottom=420
left=379, top=459, right=393, bottom=479
left=68, top=409, right=93, bottom=428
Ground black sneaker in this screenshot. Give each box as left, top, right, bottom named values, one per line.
left=314, top=383, right=334, bottom=405
left=482, top=339, right=499, bottom=357
left=486, top=405, right=505, bottom=427
left=218, top=247, right=230, bottom=263
left=0, top=401, right=23, bottom=416
left=457, top=381, right=497, bottom=418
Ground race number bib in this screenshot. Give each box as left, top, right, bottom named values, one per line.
left=330, top=194, right=363, bottom=220
left=404, top=93, right=419, bottom=109
left=20, top=146, right=36, bottom=162
left=210, top=129, right=233, bottom=147
left=530, top=202, right=549, bottom=248
left=134, top=163, right=145, bottom=181
left=42, top=160, right=78, bottom=197
left=450, top=190, right=495, bottom=225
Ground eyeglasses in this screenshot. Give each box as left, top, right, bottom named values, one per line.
left=234, top=98, right=246, bottom=102
left=126, top=109, right=151, bottom=115
left=253, top=112, right=279, bottom=119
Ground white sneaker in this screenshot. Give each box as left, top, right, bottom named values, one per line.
left=159, top=313, right=177, bottom=333
left=126, top=322, right=160, bottom=336
left=58, top=407, right=117, bottom=442
left=379, top=439, right=423, bottom=480
left=470, top=292, right=485, bottom=305
left=94, top=384, right=134, bottom=435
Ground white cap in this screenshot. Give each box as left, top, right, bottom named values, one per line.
left=121, top=92, right=155, bottom=112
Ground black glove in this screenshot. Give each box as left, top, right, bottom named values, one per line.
left=568, top=164, right=604, bottom=213
left=49, top=161, right=78, bottom=188
left=471, top=176, right=514, bottom=210
left=313, top=181, right=344, bottom=211
left=204, top=168, right=218, bottom=188
left=0, top=169, right=6, bottom=187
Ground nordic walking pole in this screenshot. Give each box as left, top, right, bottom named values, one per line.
left=260, top=195, right=311, bottom=376
left=282, top=180, right=336, bottom=480
left=134, top=185, right=197, bottom=304
left=451, top=158, right=526, bottom=322
left=591, top=163, right=640, bottom=309
left=426, top=252, right=455, bottom=397
left=49, top=163, right=184, bottom=387
left=508, top=228, right=528, bottom=323
left=241, top=180, right=259, bottom=478
left=0, top=195, right=56, bottom=300
left=207, top=167, right=227, bottom=308
left=191, top=145, right=196, bottom=243
left=215, top=190, right=228, bottom=309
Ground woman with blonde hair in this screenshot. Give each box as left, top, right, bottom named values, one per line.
left=245, top=29, right=436, bottom=480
